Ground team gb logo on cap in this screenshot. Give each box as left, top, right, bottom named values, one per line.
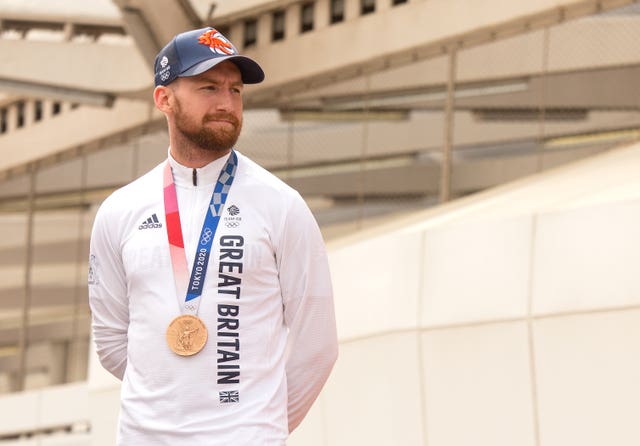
left=198, top=29, right=236, bottom=56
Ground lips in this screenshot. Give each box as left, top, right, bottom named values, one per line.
left=204, top=114, right=239, bottom=127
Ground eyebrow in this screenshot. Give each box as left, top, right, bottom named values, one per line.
left=196, top=76, right=243, bottom=88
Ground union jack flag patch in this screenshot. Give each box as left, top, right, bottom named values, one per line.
left=219, top=390, right=239, bottom=403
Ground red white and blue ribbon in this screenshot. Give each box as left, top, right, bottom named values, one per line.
left=163, top=151, right=238, bottom=315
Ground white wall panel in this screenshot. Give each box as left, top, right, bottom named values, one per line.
left=421, top=321, right=535, bottom=446
left=0, top=384, right=89, bottom=444
left=534, top=310, right=640, bottom=446
left=532, top=199, right=640, bottom=314
left=330, top=231, right=423, bottom=340
left=324, top=333, right=425, bottom=446
left=420, top=216, right=533, bottom=327
left=89, top=388, right=120, bottom=446
left=0, top=390, right=39, bottom=435
left=39, top=382, right=88, bottom=429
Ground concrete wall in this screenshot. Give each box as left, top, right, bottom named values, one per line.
left=71, top=142, right=640, bottom=445
left=287, top=142, right=640, bottom=446
left=2, top=143, right=640, bottom=445
left=0, top=382, right=90, bottom=445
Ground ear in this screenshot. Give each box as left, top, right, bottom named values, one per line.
left=153, top=85, right=173, bottom=114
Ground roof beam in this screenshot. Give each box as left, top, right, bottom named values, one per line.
left=1, top=0, right=637, bottom=102
left=0, top=78, right=115, bottom=108
left=240, top=0, right=640, bottom=106
left=111, top=0, right=204, bottom=68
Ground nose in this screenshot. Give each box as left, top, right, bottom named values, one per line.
left=215, top=89, right=235, bottom=111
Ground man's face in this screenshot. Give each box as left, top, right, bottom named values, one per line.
left=170, top=60, right=244, bottom=153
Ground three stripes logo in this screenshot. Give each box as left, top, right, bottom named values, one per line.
left=138, top=213, right=163, bottom=230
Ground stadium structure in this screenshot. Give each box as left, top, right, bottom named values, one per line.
left=1, top=0, right=640, bottom=444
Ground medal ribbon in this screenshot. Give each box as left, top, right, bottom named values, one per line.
left=163, top=151, right=238, bottom=315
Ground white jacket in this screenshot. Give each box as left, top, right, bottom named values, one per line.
left=89, top=150, right=338, bottom=445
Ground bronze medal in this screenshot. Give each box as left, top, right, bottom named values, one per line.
left=166, top=314, right=208, bottom=356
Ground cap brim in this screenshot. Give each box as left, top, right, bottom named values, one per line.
left=181, top=55, right=265, bottom=84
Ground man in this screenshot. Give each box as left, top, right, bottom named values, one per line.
left=88, top=27, right=338, bottom=445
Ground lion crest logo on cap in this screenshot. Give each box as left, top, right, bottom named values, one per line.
left=198, top=29, right=235, bottom=56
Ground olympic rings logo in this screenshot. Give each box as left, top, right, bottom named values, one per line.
left=226, top=221, right=240, bottom=228
left=185, top=303, right=196, bottom=311
left=200, top=227, right=213, bottom=245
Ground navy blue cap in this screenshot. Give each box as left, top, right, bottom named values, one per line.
left=154, top=27, right=265, bottom=87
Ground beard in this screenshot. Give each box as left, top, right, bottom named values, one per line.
left=173, top=97, right=242, bottom=153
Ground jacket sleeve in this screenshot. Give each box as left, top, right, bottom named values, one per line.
left=88, top=201, right=129, bottom=380
left=277, top=194, right=339, bottom=433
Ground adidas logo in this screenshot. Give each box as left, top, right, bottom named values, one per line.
left=138, top=213, right=163, bottom=230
